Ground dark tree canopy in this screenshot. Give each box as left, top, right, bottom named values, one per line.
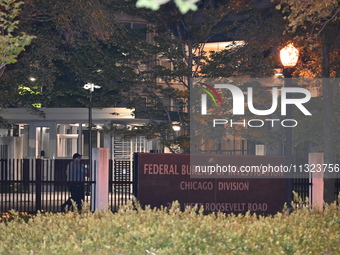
left=2, top=0, right=285, bottom=152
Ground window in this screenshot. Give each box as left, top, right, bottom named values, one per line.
left=57, top=124, right=81, bottom=158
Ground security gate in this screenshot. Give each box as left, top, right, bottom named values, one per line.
left=109, top=160, right=135, bottom=211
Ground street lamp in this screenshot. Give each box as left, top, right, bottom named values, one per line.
left=280, top=43, right=299, bottom=68
left=280, top=43, right=299, bottom=206
left=172, top=121, right=181, bottom=137
left=83, top=83, right=101, bottom=171
left=84, top=82, right=101, bottom=92
left=172, top=125, right=181, bottom=131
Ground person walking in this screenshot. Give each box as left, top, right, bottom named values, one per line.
left=61, top=153, right=87, bottom=211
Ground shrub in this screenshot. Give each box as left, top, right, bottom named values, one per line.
left=0, top=200, right=339, bottom=254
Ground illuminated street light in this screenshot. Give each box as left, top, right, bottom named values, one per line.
left=172, top=125, right=181, bottom=132
left=280, top=43, right=299, bottom=68
left=280, top=43, right=299, bottom=206
left=172, top=124, right=181, bottom=139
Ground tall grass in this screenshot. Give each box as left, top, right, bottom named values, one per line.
left=0, top=199, right=339, bottom=254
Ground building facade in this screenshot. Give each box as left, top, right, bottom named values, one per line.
left=0, top=107, right=162, bottom=160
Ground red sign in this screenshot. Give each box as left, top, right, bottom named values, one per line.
left=135, top=153, right=286, bottom=214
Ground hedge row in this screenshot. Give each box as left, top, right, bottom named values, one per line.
left=0, top=201, right=339, bottom=254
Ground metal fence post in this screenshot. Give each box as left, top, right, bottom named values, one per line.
left=36, top=159, right=42, bottom=211
left=133, top=153, right=138, bottom=199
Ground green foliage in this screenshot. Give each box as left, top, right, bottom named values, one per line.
left=136, top=0, right=199, bottom=14
left=202, top=8, right=284, bottom=78
left=0, top=200, right=339, bottom=254
left=0, top=0, right=131, bottom=109
left=108, top=0, right=283, bottom=153
left=0, top=0, right=36, bottom=118
left=0, top=210, right=35, bottom=223
left=278, top=0, right=339, bottom=35
left=278, top=0, right=340, bottom=205
left=0, top=0, right=34, bottom=76
left=0, top=0, right=287, bottom=153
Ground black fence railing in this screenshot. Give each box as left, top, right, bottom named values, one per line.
left=109, top=160, right=134, bottom=211
left=1, top=157, right=339, bottom=213
left=335, top=177, right=340, bottom=201
left=0, top=158, right=134, bottom=213
left=292, top=172, right=311, bottom=202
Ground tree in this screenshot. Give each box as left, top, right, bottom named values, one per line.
left=0, top=0, right=34, bottom=114
left=3, top=0, right=285, bottom=154
left=107, top=0, right=285, bottom=153
left=0, top=0, right=34, bottom=77
left=278, top=0, right=340, bottom=203
left=196, top=6, right=286, bottom=153
left=109, top=0, right=242, bottom=152
left=0, top=0, right=129, bottom=108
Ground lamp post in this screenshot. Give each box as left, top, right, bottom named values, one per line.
left=83, top=83, right=101, bottom=171
left=280, top=43, right=299, bottom=206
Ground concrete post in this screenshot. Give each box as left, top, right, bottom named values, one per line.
left=91, top=148, right=109, bottom=211
left=49, top=123, right=57, bottom=159
left=78, top=123, right=83, bottom=156
left=28, top=123, right=37, bottom=158
left=309, top=153, right=324, bottom=211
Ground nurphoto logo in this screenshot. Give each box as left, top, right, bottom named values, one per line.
left=199, top=82, right=312, bottom=128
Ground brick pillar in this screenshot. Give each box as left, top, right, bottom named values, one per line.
left=91, top=148, right=109, bottom=211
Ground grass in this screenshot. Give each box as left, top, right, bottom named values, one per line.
left=0, top=199, right=339, bottom=254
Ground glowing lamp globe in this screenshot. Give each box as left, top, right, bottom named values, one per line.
left=172, top=125, right=181, bottom=132
left=280, top=44, right=299, bottom=67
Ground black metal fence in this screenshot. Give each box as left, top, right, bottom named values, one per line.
left=0, top=158, right=134, bottom=213
left=292, top=171, right=340, bottom=203
left=292, top=173, right=311, bottom=202
left=1, top=157, right=339, bottom=213
left=110, top=160, right=134, bottom=211
left=335, top=177, right=340, bottom=201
